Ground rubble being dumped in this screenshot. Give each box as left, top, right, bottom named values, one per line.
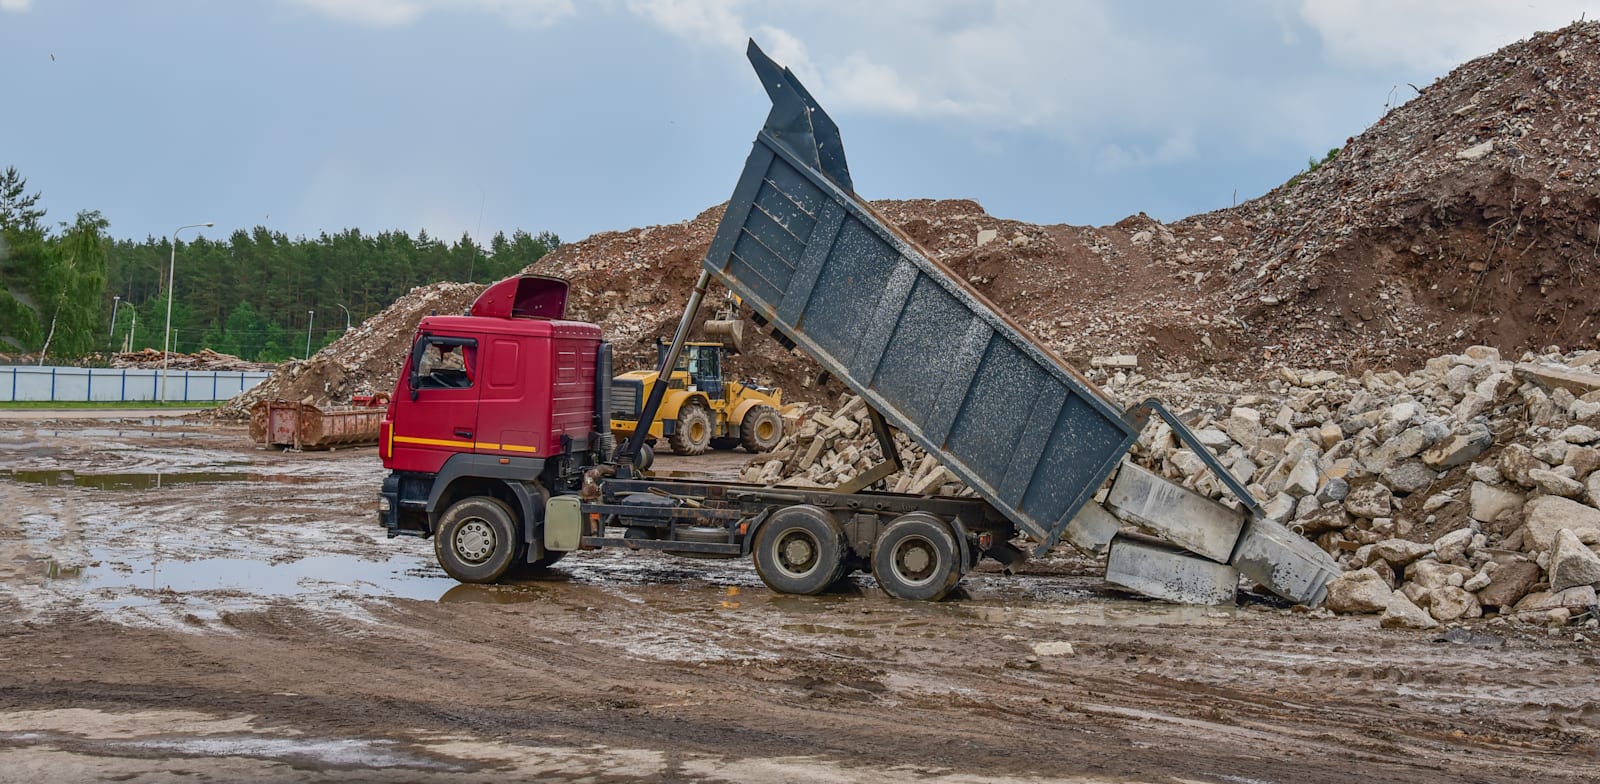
left=744, top=344, right=1600, bottom=628
left=216, top=282, right=482, bottom=419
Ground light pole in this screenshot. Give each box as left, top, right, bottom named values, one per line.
left=125, top=303, right=138, bottom=353
left=305, top=310, right=314, bottom=358
left=160, top=222, right=213, bottom=401
left=110, top=295, right=120, bottom=346
left=336, top=303, right=351, bottom=332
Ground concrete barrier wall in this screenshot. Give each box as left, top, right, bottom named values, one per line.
left=0, top=366, right=271, bottom=403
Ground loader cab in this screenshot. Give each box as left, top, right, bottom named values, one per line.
left=657, top=339, right=723, bottom=398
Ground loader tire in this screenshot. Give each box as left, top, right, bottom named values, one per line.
left=668, top=403, right=712, bottom=455
left=739, top=405, right=784, bottom=453
left=434, top=496, right=520, bottom=584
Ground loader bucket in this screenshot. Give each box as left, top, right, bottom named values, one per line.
left=704, top=318, right=745, bottom=354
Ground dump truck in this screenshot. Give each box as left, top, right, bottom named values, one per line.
left=608, top=338, right=787, bottom=456
left=376, top=41, right=1338, bottom=605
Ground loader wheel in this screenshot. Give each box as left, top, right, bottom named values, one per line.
left=753, top=505, right=847, bottom=595
left=739, top=405, right=785, bottom=452
left=669, top=403, right=712, bottom=455
left=434, top=496, right=520, bottom=584
left=872, top=513, right=960, bottom=601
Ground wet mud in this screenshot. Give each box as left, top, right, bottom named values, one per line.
left=0, top=416, right=1596, bottom=782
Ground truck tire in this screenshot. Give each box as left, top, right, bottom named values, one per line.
left=872, top=513, right=960, bottom=601
left=752, top=505, right=846, bottom=595
left=739, top=405, right=785, bottom=452
left=434, top=496, right=521, bottom=584
left=668, top=402, right=712, bottom=455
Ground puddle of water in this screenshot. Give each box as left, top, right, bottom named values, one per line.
left=2, top=469, right=313, bottom=490
left=0, top=730, right=461, bottom=772
left=31, top=427, right=226, bottom=440
left=71, top=552, right=456, bottom=601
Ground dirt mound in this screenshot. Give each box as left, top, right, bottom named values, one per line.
left=1207, top=20, right=1600, bottom=372
left=216, top=281, right=482, bottom=419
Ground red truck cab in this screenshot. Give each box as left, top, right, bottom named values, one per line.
left=378, top=275, right=610, bottom=581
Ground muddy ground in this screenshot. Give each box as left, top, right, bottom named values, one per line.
left=0, top=412, right=1596, bottom=783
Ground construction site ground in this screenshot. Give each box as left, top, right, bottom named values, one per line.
left=2, top=413, right=1596, bottom=782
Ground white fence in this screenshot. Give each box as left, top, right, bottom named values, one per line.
left=0, top=365, right=272, bottom=403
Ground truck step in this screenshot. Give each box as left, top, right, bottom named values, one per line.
left=1105, top=533, right=1239, bottom=606
left=1104, top=461, right=1245, bottom=564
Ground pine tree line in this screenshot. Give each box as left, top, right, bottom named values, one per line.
left=1, top=166, right=558, bottom=363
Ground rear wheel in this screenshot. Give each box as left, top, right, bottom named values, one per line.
left=872, top=513, right=960, bottom=601
left=739, top=405, right=785, bottom=452
left=753, top=505, right=846, bottom=595
left=434, top=496, right=520, bottom=583
left=669, top=403, right=712, bottom=455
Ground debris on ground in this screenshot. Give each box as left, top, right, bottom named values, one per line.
left=110, top=348, right=272, bottom=372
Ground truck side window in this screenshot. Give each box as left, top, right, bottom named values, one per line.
left=414, top=340, right=475, bottom=389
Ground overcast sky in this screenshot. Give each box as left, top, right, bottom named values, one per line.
left=2, top=0, right=1595, bottom=246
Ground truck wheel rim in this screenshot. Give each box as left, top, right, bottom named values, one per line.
left=773, top=528, right=819, bottom=577
left=891, top=535, right=938, bottom=587
left=455, top=519, right=496, bottom=564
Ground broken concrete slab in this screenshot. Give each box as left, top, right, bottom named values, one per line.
left=1063, top=500, right=1121, bottom=556
left=1104, top=533, right=1239, bottom=606
left=1104, top=461, right=1246, bottom=564
left=1229, top=515, right=1340, bottom=606
left=1515, top=363, right=1600, bottom=396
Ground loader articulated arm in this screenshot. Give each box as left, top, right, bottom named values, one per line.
left=1123, top=398, right=1264, bottom=519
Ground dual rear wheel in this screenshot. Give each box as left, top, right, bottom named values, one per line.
left=751, top=506, right=963, bottom=601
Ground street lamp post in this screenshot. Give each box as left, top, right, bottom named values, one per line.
left=336, top=303, right=351, bottom=332
left=110, top=296, right=121, bottom=346
left=305, top=310, right=314, bottom=358
left=160, top=222, right=214, bottom=402
left=125, top=303, right=138, bottom=354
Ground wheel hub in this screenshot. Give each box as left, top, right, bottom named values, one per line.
left=776, top=530, right=818, bottom=576
left=455, top=519, right=496, bottom=564
left=893, top=536, right=938, bottom=585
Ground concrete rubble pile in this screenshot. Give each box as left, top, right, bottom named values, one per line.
left=216, top=282, right=483, bottom=419
left=745, top=345, right=1600, bottom=628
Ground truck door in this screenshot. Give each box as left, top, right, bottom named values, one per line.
left=476, top=335, right=544, bottom=459
left=390, top=334, right=481, bottom=474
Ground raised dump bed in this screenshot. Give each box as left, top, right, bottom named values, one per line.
left=703, top=43, right=1139, bottom=553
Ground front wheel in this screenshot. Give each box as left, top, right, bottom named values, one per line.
left=434, top=496, right=520, bottom=583
left=669, top=403, right=712, bottom=455
left=872, top=513, right=961, bottom=601
left=752, top=505, right=846, bottom=595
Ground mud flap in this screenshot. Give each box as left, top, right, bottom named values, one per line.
left=545, top=497, right=583, bottom=552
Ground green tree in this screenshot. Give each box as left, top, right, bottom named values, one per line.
left=38, top=210, right=110, bottom=358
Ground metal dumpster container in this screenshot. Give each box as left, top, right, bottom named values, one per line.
left=702, top=42, right=1138, bottom=551
left=251, top=399, right=386, bottom=450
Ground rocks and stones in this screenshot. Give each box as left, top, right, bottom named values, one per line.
left=1420, top=423, right=1494, bottom=468
left=1381, top=593, right=1439, bottom=629
left=1373, top=538, right=1433, bottom=567
left=1528, top=468, right=1586, bottom=498
left=1383, top=461, right=1436, bottom=495
left=1549, top=528, right=1600, bottom=591
left=1406, top=559, right=1472, bottom=589
left=1498, top=444, right=1547, bottom=487
left=1469, top=482, right=1523, bottom=524
left=1346, top=484, right=1394, bottom=519
left=1427, top=586, right=1481, bottom=621
left=1456, top=140, right=1494, bottom=160
left=1523, top=496, right=1600, bottom=551
left=1515, top=363, right=1600, bottom=396
left=1324, top=568, right=1393, bottom=614
left=1476, top=560, right=1542, bottom=608
left=1433, top=528, right=1474, bottom=563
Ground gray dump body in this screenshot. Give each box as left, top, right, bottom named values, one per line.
left=702, top=43, right=1138, bottom=550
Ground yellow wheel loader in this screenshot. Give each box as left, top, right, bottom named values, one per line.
left=609, top=335, right=786, bottom=457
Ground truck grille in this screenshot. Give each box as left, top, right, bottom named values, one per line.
left=610, top=379, right=642, bottom=419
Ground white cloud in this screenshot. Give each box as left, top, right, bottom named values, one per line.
left=286, top=0, right=575, bottom=28
left=628, top=0, right=749, bottom=50
left=0, top=0, right=33, bottom=12
left=1096, top=133, right=1199, bottom=172
left=1298, top=0, right=1596, bottom=71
